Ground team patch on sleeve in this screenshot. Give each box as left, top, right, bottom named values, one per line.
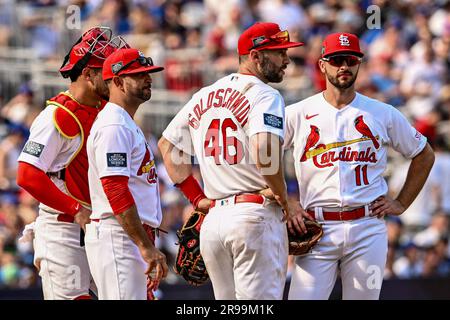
left=107, top=153, right=127, bottom=167
left=414, top=130, right=423, bottom=140
left=263, top=113, right=283, bottom=129
left=22, top=141, right=45, bottom=158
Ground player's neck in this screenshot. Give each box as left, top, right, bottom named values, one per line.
left=323, top=86, right=356, bottom=110
left=68, top=83, right=101, bottom=108
left=238, top=65, right=267, bottom=83
left=109, top=92, right=139, bottom=118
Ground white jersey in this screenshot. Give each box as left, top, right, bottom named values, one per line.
left=87, top=102, right=162, bottom=227
left=17, top=105, right=81, bottom=214
left=284, top=92, right=427, bottom=209
left=163, top=73, right=285, bottom=199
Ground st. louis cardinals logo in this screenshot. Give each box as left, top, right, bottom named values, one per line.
left=300, top=125, right=320, bottom=162
left=137, top=146, right=157, bottom=184
left=300, top=116, right=380, bottom=168
left=354, top=115, right=380, bottom=149
left=339, top=34, right=350, bottom=46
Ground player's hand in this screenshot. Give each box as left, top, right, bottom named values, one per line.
left=196, top=198, right=212, bottom=214
left=274, top=194, right=290, bottom=222
left=147, top=276, right=160, bottom=294
left=74, top=206, right=91, bottom=231
left=369, top=195, right=406, bottom=219
left=258, top=187, right=275, bottom=200
left=287, top=202, right=314, bottom=235
left=140, top=246, right=168, bottom=282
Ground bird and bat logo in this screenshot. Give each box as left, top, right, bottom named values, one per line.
left=300, top=115, right=380, bottom=168
left=137, top=145, right=157, bottom=184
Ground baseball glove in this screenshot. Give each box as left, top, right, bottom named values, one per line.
left=288, top=220, right=324, bottom=255
left=174, top=211, right=209, bottom=286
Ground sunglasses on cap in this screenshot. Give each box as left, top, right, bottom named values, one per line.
left=250, top=30, right=290, bottom=50
left=113, top=55, right=154, bottom=75
left=322, top=55, right=362, bottom=67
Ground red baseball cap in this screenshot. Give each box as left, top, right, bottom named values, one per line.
left=59, top=40, right=113, bottom=73
left=102, top=48, right=164, bottom=81
left=321, top=32, right=364, bottom=58
left=238, top=22, right=304, bottom=55
left=60, top=27, right=117, bottom=75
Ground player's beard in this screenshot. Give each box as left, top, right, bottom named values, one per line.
left=91, top=69, right=110, bottom=100
left=326, top=69, right=358, bottom=89
left=260, top=54, right=285, bottom=83
left=94, top=79, right=110, bottom=100
left=125, top=82, right=152, bottom=102
left=138, top=84, right=152, bottom=101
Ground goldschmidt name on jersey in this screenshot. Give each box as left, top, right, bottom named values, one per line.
left=188, top=88, right=251, bottom=129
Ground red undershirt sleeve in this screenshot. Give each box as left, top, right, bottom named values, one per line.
left=175, top=174, right=206, bottom=208
left=17, top=161, right=80, bottom=216
left=100, top=176, right=135, bottom=215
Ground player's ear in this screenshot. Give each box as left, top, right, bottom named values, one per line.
left=81, top=67, right=91, bottom=81
left=112, top=76, right=124, bottom=90
left=249, top=49, right=262, bottom=64
left=318, top=59, right=326, bottom=73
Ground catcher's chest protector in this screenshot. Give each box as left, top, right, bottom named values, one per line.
left=49, top=92, right=105, bottom=206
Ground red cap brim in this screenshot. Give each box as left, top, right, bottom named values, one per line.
left=257, top=41, right=304, bottom=51
left=323, top=49, right=364, bottom=58
left=119, top=65, right=164, bottom=76
left=59, top=64, right=74, bottom=73
left=59, top=61, right=105, bottom=73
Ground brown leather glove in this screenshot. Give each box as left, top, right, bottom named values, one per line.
left=288, top=220, right=324, bottom=255
left=174, top=211, right=209, bottom=286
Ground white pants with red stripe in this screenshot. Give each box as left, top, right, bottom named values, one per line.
left=85, top=218, right=147, bottom=300
left=33, top=209, right=92, bottom=300
left=288, top=216, right=387, bottom=300
left=200, top=200, right=288, bottom=300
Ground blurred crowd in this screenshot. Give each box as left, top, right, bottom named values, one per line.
left=0, top=0, right=449, bottom=292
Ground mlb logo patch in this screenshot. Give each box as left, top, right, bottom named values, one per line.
left=252, top=36, right=266, bottom=47
left=263, top=113, right=283, bottom=129
left=111, top=62, right=123, bottom=74
left=23, top=141, right=44, bottom=158
left=107, top=153, right=127, bottom=167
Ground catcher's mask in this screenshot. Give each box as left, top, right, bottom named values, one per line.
left=59, top=26, right=129, bottom=78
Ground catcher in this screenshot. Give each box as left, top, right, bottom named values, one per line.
left=17, top=27, right=120, bottom=300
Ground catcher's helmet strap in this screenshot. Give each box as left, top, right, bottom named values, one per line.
left=70, top=52, right=93, bottom=77
left=60, top=34, right=84, bottom=76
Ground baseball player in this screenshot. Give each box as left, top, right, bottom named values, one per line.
left=85, top=48, right=169, bottom=300
left=158, top=22, right=303, bottom=299
left=16, top=27, right=119, bottom=299
left=284, top=33, right=435, bottom=299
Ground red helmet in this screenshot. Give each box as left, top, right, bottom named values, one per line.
left=59, top=26, right=127, bottom=78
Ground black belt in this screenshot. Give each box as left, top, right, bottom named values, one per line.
left=47, top=168, right=66, bottom=181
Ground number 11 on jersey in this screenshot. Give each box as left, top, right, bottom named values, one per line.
left=355, top=164, right=369, bottom=186
left=204, top=118, right=244, bottom=165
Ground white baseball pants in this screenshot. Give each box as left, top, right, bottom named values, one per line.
left=288, top=216, right=387, bottom=300
left=200, top=200, right=288, bottom=300
left=33, top=209, right=92, bottom=300
left=85, top=218, right=147, bottom=300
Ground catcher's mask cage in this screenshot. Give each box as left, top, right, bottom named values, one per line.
left=59, top=26, right=130, bottom=78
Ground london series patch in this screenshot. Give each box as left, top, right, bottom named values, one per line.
left=107, top=153, right=127, bottom=167
left=263, top=113, right=283, bottom=129
left=23, top=141, right=44, bottom=158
